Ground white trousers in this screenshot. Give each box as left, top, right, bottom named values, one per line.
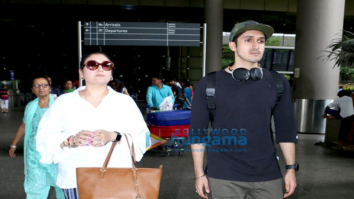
left=0, top=99, right=9, bottom=109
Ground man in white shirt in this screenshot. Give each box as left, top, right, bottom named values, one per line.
left=323, top=90, right=354, bottom=143
left=323, top=90, right=354, bottom=119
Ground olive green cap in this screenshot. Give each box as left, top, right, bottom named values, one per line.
left=229, top=20, right=274, bottom=41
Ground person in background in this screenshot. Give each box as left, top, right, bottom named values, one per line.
left=109, top=80, right=118, bottom=91
left=73, top=80, right=79, bottom=89
left=180, top=80, right=192, bottom=109
left=47, top=76, right=61, bottom=97
left=128, top=85, right=137, bottom=101
left=109, top=79, right=129, bottom=95
left=170, top=78, right=182, bottom=89
left=146, top=75, right=175, bottom=110
left=0, top=84, right=10, bottom=113
left=36, top=52, right=150, bottom=198
left=190, top=83, right=194, bottom=100
left=323, top=90, right=354, bottom=149
left=8, top=77, right=64, bottom=199
left=117, top=79, right=130, bottom=96
left=63, top=80, right=75, bottom=94
left=169, top=78, right=185, bottom=109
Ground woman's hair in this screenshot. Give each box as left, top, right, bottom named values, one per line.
left=64, top=79, right=73, bottom=84
left=33, top=76, right=50, bottom=86
left=44, top=76, right=52, bottom=86
left=79, top=52, right=111, bottom=69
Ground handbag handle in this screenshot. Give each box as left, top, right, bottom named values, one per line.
left=100, top=133, right=137, bottom=178
left=100, top=133, right=144, bottom=198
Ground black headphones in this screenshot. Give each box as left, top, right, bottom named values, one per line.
left=231, top=67, right=263, bottom=81
left=228, top=62, right=263, bottom=81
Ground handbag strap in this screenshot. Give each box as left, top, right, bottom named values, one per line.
left=99, top=133, right=145, bottom=199
left=123, top=134, right=143, bottom=198
left=100, top=133, right=137, bottom=177
left=100, top=141, right=117, bottom=178
left=124, top=133, right=137, bottom=168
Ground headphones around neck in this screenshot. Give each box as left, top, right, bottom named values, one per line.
left=230, top=67, right=263, bottom=81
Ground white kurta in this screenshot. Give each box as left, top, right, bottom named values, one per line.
left=36, top=86, right=150, bottom=189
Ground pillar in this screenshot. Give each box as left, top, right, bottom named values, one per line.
left=293, top=0, right=345, bottom=133
left=204, top=0, right=223, bottom=74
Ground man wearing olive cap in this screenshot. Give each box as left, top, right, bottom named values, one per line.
left=190, top=20, right=298, bottom=199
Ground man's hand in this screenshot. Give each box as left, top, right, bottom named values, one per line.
left=195, top=176, right=210, bottom=199
left=284, top=169, right=297, bottom=198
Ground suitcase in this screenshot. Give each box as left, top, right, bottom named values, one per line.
left=147, top=110, right=191, bottom=126
left=148, top=125, right=189, bottom=139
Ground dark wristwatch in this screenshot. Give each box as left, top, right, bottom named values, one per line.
left=113, top=131, right=122, bottom=142
left=285, top=163, right=299, bottom=172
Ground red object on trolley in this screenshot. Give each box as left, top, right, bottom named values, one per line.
left=148, top=125, right=189, bottom=139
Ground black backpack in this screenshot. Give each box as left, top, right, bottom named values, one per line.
left=172, top=85, right=186, bottom=107
left=206, top=69, right=284, bottom=124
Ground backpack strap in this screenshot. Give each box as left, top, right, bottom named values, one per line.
left=268, top=70, right=284, bottom=106
left=206, top=72, right=216, bottom=124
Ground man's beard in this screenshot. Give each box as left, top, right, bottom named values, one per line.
left=236, top=50, right=263, bottom=63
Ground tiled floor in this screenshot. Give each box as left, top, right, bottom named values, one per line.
left=1, top=107, right=354, bottom=199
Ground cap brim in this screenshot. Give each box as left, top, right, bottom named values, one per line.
left=230, top=24, right=274, bottom=41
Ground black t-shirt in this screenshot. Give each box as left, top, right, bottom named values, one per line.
left=190, top=69, right=297, bottom=182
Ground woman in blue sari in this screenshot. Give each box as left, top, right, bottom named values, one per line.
left=9, top=77, right=64, bottom=199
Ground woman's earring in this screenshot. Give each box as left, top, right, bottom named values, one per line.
left=111, top=77, right=113, bottom=81
left=82, top=77, right=85, bottom=80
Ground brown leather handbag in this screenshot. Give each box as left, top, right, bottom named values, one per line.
left=76, top=134, right=163, bottom=199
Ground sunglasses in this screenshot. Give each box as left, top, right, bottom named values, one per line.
left=84, top=60, right=114, bottom=71
left=33, top=84, right=49, bottom=88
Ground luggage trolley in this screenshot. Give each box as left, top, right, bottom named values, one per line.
left=147, top=110, right=191, bottom=156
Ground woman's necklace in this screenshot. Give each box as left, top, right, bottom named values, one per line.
left=38, top=98, right=49, bottom=108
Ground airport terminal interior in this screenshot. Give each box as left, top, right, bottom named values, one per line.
left=1, top=0, right=354, bottom=198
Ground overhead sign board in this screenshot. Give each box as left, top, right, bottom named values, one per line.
left=83, top=21, right=200, bottom=46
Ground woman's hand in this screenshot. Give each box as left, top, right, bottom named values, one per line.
left=9, top=147, right=16, bottom=158
left=91, top=130, right=116, bottom=147
left=71, top=130, right=95, bottom=147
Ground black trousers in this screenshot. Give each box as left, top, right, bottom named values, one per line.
left=339, top=115, right=354, bottom=142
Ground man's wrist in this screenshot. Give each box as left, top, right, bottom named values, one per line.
left=194, top=173, right=206, bottom=179
left=194, top=169, right=205, bottom=177
left=286, top=163, right=299, bottom=172
left=286, top=169, right=296, bottom=174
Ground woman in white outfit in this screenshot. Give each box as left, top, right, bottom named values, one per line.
left=36, top=52, right=150, bottom=199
